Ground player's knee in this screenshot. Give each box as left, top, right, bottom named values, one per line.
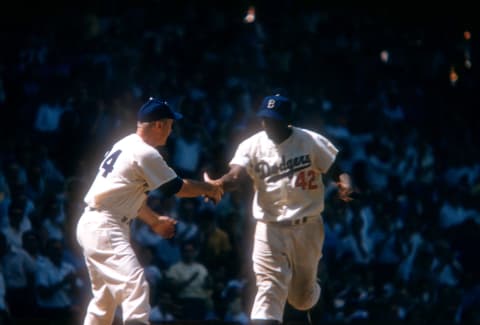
left=288, top=287, right=321, bottom=311
left=288, top=298, right=315, bottom=311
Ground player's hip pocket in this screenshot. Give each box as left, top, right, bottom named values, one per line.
left=77, top=220, right=113, bottom=256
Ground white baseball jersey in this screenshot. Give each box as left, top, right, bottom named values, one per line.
left=84, top=133, right=177, bottom=219
left=230, top=126, right=338, bottom=222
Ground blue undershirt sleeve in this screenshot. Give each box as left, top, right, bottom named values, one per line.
left=156, top=176, right=183, bottom=197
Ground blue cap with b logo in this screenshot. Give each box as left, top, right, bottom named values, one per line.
left=256, top=93, right=292, bottom=121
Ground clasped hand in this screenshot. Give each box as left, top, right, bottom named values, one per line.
left=203, top=172, right=223, bottom=204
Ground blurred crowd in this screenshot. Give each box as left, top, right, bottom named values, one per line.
left=0, top=1, right=479, bottom=324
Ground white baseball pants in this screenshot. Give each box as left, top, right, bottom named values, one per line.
left=76, top=208, right=150, bottom=325
left=250, top=216, right=324, bottom=322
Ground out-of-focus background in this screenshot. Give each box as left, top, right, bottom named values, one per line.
left=0, top=1, right=478, bottom=324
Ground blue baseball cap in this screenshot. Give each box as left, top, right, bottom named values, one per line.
left=137, top=97, right=183, bottom=122
left=256, top=94, right=292, bottom=121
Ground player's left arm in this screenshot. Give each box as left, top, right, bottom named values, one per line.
left=312, top=133, right=354, bottom=202
left=325, top=153, right=354, bottom=202
left=137, top=200, right=177, bottom=238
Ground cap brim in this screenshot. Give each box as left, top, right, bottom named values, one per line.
left=172, top=111, right=183, bottom=120
left=256, top=109, right=285, bottom=121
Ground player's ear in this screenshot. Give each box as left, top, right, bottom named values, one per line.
left=153, top=120, right=164, bottom=129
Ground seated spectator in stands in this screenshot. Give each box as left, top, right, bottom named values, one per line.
left=222, top=279, right=249, bottom=325
left=3, top=161, right=28, bottom=193
left=149, top=292, right=176, bottom=324
left=24, top=145, right=65, bottom=202
left=39, top=195, right=65, bottom=241
left=397, top=224, right=427, bottom=284
left=8, top=182, right=35, bottom=226
left=176, top=198, right=201, bottom=244
left=336, top=202, right=372, bottom=266
left=0, top=270, right=9, bottom=324
left=197, top=208, right=233, bottom=272
left=134, top=240, right=163, bottom=307
left=0, top=231, right=37, bottom=320
left=430, top=240, right=463, bottom=288
left=165, top=241, right=215, bottom=320
left=34, top=238, right=80, bottom=324
left=2, top=198, right=32, bottom=249
left=22, top=229, right=43, bottom=262
left=455, top=284, right=480, bottom=324
left=136, top=242, right=177, bottom=323
left=0, top=170, right=10, bottom=228
left=172, top=122, right=204, bottom=179
left=439, top=189, right=479, bottom=231
left=33, top=93, right=66, bottom=148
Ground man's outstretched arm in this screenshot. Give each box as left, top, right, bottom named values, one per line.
left=203, top=164, right=248, bottom=192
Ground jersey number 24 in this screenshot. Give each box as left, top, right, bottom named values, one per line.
left=101, top=149, right=122, bottom=177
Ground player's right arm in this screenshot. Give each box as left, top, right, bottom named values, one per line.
left=203, top=164, right=248, bottom=192
left=140, top=145, right=223, bottom=203
left=175, top=178, right=223, bottom=203
left=203, top=135, right=253, bottom=192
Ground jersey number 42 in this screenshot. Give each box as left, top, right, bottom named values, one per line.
left=295, top=170, right=318, bottom=190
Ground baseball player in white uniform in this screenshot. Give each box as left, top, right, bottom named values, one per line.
left=204, top=93, right=353, bottom=325
left=76, top=97, right=223, bottom=325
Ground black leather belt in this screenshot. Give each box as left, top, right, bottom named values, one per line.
left=277, top=216, right=309, bottom=226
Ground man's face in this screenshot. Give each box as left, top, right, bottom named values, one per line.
left=9, top=208, right=24, bottom=225
left=156, top=119, right=174, bottom=145
left=47, top=240, right=63, bottom=265
left=181, top=244, right=197, bottom=264
left=261, top=117, right=287, bottom=141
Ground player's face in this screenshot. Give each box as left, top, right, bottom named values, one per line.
left=261, top=118, right=290, bottom=143
left=156, top=119, right=174, bottom=145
